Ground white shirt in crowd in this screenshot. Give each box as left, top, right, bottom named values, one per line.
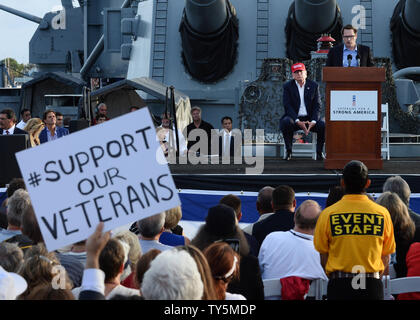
left=258, top=229, right=328, bottom=281
left=16, top=120, right=26, bottom=130
left=72, top=269, right=139, bottom=300
left=2, top=125, right=16, bottom=135
left=225, top=292, right=246, bottom=300
left=222, top=130, right=232, bottom=156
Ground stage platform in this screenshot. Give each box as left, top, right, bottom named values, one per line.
left=169, top=157, right=420, bottom=193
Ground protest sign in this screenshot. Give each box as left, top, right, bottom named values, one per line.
left=16, top=108, right=180, bottom=252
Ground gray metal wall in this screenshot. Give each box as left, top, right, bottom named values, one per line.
left=127, top=0, right=405, bottom=129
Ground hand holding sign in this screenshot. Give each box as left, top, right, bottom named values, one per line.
left=85, top=222, right=111, bottom=269
left=16, top=108, right=180, bottom=252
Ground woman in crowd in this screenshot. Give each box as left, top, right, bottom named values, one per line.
left=113, top=230, right=142, bottom=289
left=159, top=206, right=190, bottom=246
left=191, top=204, right=264, bottom=300
left=176, top=245, right=217, bottom=300
left=136, top=249, right=161, bottom=290
left=18, top=243, right=72, bottom=299
left=23, top=118, right=44, bottom=147
left=203, top=241, right=245, bottom=300
left=376, top=191, right=418, bottom=277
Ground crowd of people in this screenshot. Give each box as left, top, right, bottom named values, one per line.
left=0, top=159, right=420, bottom=300
left=0, top=108, right=70, bottom=145
left=1, top=24, right=420, bottom=301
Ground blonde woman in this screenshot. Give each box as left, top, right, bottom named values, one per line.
left=376, top=191, right=417, bottom=278
left=23, top=118, right=44, bottom=147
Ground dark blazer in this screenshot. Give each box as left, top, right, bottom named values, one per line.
left=79, top=290, right=105, bottom=300
left=252, top=209, right=295, bottom=246
left=0, top=127, right=27, bottom=135
left=39, top=126, right=69, bottom=143
left=227, top=254, right=264, bottom=300
left=186, top=120, right=214, bottom=151
left=282, top=79, right=321, bottom=122
left=326, top=43, right=374, bottom=67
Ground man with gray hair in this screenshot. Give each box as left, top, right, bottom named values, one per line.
left=383, top=175, right=420, bottom=227
left=258, top=200, right=327, bottom=281
left=137, top=212, right=172, bottom=254
left=141, top=249, right=204, bottom=300
left=243, top=186, right=275, bottom=235
left=186, top=106, right=214, bottom=155
left=0, top=189, right=32, bottom=247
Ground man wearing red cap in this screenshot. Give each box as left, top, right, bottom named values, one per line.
left=280, top=62, right=325, bottom=160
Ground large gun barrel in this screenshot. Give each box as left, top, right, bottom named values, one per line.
left=0, top=4, right=42, bottom=24
left=391, top=0, right=420, bottom=70
left=184, top=0, right=228, bottom=34
left=179, top=0, right=239, bottom=83
left=403, top=0, right=420, bottom=33
left=285, top=0, right=342, bottom=61
left=295, top=0, right=337, bottom=33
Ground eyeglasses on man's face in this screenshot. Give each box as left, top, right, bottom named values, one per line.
left=343, top=35, right=355, bottom=39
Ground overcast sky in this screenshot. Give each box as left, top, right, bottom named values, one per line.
left=0, top=0, right=65, bottom=63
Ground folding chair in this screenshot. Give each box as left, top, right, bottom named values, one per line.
left=282, top=131, right=317, bottom=160
left=383, top=275, right=420, bottom=299
left=381, top=103, right=390, bottom=160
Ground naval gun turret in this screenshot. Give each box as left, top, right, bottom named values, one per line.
left=391, top=0, right=420, bottom=70
left=286, top=0, right=343, bottom=61
left=179, top=0, right=239, bottom=83
left=0, top=1, right=83, bottom=74
left=0, top=0, right=140, bottom=78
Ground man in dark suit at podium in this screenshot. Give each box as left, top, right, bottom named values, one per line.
left=280, top=63, right=325, bottom=161
left=326, top=24, right=374, bottom=67
left=0, top=109, right=27, bottom=135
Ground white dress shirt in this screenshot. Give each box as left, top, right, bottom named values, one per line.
left=222, top=130, right=232, bottom=156
left=295, top=81, right=316, bottom=124
left=296, top=81, right=307, bottom=118
left=2, top=125, right=15, bottom=135
left=16, top=120, right=26, bottom=130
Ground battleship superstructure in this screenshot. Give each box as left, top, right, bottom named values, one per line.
left=1, top=0, right=419, bottom=148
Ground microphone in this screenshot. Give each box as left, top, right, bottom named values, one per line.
left=347, top=54, right=353, bottom=67
left=356, top=54, right=361, bottom=67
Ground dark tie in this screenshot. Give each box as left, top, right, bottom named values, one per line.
left=5, top=130, right=9, bottom=135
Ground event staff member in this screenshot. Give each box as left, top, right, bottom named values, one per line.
left=326, top=24, right=374, bottom=67
left=314, top=160, right=395, bottom=300
left=280, top=62, right=325, bottom=161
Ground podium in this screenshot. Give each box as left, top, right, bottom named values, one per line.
left=322, top=67, right=386, bottom=169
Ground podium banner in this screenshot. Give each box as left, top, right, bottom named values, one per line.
left=330, top=90, right=378, bottom=121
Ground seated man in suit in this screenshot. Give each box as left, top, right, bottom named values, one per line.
left=326, top=24, right=374, bottom=67
left=280, top=63, right=325, bottom=161
left=0, top=109, right=27, bottom=135
left=40, top=110, right=69, bottom=143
